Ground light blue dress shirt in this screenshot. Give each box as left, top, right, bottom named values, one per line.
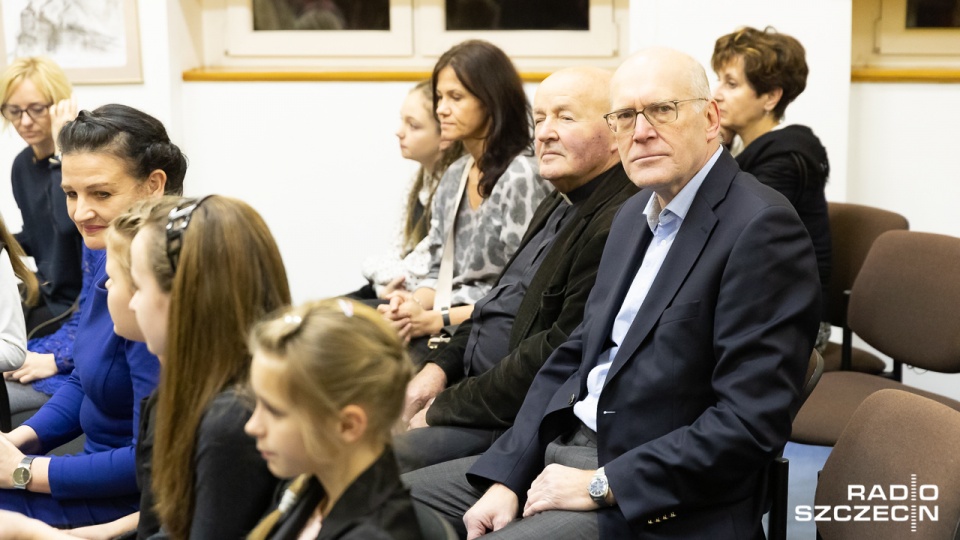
left=573, top=147, right=723, bottom=431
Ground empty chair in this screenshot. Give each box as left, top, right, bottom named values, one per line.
left=822, top=202, right=908, bottom=374
left=792, top=230, right=960, bottom=446
left=815, top=389, right=960, bottom=539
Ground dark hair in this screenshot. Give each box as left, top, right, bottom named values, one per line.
left=58, top=104, right=187, bottom=195
left=711, top=26, right=808, bottom=120
left=432, top=40, right=532, bottom=198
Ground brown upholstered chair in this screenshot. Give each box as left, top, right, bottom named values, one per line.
left=822, top=202, right=908, bottom=374
left=815, top=389, right=960, bottom=539
left=792, top=230, right=960, bottom=446
left=768, top=349, right=825, bottom=540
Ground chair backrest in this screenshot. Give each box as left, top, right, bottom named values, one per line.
left=815, top=389, right=960, bottom=539
left=848, top=230, right=960, bottom=373
left=825, top=202, right=908, bottom=326
left=801, top=349, right=825, bottom=407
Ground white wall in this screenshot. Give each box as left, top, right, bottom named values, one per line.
left=629, top=0, right=853, bottom=202
left=1, top=0, right=180, bottom=228
left=848, top=81, right=960, bottom=399
left=3, top=0, right=958, bottom=399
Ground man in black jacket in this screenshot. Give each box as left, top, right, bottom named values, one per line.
left=394, top=66, right=638, bottom=472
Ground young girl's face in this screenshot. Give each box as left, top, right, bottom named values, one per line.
left=396, top=90, right=443, bottom=168
left=128, top=228, right=171, bottom=358
left=245, top=351, right=314, bottom=479
left=105, top=235, right=144, bottom=342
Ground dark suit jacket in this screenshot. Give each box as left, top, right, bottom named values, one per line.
left=425, top=165, right=638, bottom=429
left=468, top=151, right=821, bottom=539
left=264, top=448, right=420, bottom=540
left=736, top=125, right=832, bottom=318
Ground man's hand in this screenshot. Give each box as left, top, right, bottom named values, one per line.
left=464, top=483, right=520, bottom=539
left=402, top=363, right=447, bottom=425
left=4, top=352, right=58, bottom=383
left=523, top=464, right=604, bottom=517
left=407, top=398, right=433, bottom=429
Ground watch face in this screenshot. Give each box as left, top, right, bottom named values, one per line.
left=589, top=476, right=608, bottom=498
left=12, top=466, right=30, bottom=486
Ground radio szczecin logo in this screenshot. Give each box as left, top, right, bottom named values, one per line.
left=796, top=474, right=938, bottom=532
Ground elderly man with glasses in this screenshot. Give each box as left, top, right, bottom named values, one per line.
left=407, top=47, right=821, bottom=540
left=394, top=65, right=637, bottom=473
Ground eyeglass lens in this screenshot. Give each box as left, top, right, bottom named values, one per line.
left=1, top=104, right=50, bottom=123
left=606, top=102, right=679, bottom=133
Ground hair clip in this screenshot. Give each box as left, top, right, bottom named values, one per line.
left=337, top=299, right=354, bottom=318
left=283, top=314, right=303, bottom=326
left=165, top=195, right=213, bottom=273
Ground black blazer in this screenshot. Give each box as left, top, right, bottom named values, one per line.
left=468, top=151, right=821, bottom=539
left=264, top=448, right=420, bottom=540
left=736, top=125, right=831, bottom=317
left=426, top=165, right=638, bottom=429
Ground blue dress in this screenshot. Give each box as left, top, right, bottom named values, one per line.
left=0, top=251, right=161, bottom=527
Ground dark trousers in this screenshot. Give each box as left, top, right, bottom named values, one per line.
left=394, top=425, right=504, bottom=473
left=401, top=426, right=600, bottom=539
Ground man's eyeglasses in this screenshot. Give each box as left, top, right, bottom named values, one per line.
left=166, top=196, right=212, bottom=273
left=1, top=103, right=51, bottom=123
left=603, top=98, right=707, bottom=134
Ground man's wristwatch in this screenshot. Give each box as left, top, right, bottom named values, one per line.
left=12, top=456, right=34, bottom=489
left=588, top=466, right=610, bottom=507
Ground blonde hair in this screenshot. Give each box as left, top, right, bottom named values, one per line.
left=251, top=298, right=413, bottom=454
left=245, top=298, right=413, bottom=540
left=145, top=195, right=291, bottom=540
left=0, top=57, right=71, bottom=129
left=0, top=214, right=38, bottom=305
left=106, top=199, right=161, bottom=288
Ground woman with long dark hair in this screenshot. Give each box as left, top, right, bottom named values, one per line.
left=382, top=40, right=550, bottom=352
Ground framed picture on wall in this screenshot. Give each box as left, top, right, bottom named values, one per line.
left=0, top=0, right=142, bottom=84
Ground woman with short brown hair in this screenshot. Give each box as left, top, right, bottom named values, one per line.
left=712, top=26, right=832, bottom=351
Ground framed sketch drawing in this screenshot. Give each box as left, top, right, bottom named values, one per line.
left=0, top=0, right=142, bottom=84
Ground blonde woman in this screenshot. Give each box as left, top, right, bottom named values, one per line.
left=0, top=56, right=79, bottom=335
left=245, top=299, right=418, bottom=539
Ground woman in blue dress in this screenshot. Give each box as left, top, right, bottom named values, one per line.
left=0, top=104, right=187, bottom=527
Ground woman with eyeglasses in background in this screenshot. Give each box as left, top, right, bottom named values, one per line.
left=0, top=57, right=93, bottom=423
left=380, top=40, right=550, bottom=359
left=712, top=27, right=832, bottom=352
left=0, top=104, right=185, bottom=527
